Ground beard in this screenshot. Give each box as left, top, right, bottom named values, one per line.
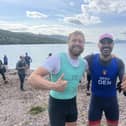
left=101, top=47, right=112, bottom=57
left=69, top=45, right=84, bottom=56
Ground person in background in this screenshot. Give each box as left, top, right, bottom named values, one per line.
left=0, top=59, right=8, bottom=83
left=16, top=56, right=27, bottom=91
left=28, top=30, right=88, bottom=126
left=85, top=33, right=126, bottom=126
left=24, top=52, right=32, bottom=69
left=3, top=55, right=8, bottom=70
left=47, top=53, right=52, bottom=80
left=48, top=53, right=52, bottom=57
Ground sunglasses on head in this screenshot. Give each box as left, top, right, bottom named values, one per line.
left=100, top=38, right=113, bottom=44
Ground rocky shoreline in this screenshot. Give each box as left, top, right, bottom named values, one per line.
left=0, top=69, right=126, bottom=126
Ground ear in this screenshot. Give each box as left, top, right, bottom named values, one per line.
left=97, top=42, right=100, bottom=48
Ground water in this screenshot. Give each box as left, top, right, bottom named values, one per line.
left=0, top=43, right=126, bottom=69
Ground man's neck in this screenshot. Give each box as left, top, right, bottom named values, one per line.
left=68, top=51, right=79, bottom=60
left=100, top=54, right=112, bottom=61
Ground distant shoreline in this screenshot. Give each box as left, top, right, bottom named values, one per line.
left=1, top=42, right=126, bottom=45
left=0, top=42, right=66, bottom=45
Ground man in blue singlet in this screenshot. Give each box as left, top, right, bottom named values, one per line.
left=28, top=31, right=88, bottom=126
left=85, top=33, right=125, bottom=126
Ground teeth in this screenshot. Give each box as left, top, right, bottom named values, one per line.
left=73, top=46, right=80, bottom=50
left=103, top=48, right=109, bottom=51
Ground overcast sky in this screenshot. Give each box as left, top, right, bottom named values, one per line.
left=0, top=0, right=126, bottom=42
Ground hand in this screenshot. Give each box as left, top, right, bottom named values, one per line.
left=121, top=81, right=126, bottom=92
left=121, top=75, right=126, bottom=91
left=121, top=82, right=126, bottom=96
left=53, top=73, right=67, bottom=92
left=116, top=81, right=122, bottom=93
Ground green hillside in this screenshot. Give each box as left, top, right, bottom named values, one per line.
left=0, top=29, right=66, bottom=44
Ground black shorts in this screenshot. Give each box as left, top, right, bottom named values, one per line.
left=48, top=95, right=77, bottom=126
left=88, top=95, right=119, bottom=125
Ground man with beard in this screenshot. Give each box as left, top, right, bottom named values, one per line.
left=85, top=33, right=125, bottom=126
left=28, top=30, right=87, bottom=126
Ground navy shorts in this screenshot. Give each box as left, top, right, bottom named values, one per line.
left=48, top=95, right=77, bottom=126
left=88, top=95, right=119, bottom=125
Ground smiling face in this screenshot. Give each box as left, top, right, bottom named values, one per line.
left=98, top=38, right=114, bottom=58
left=68, top=31, right=85, bottom=58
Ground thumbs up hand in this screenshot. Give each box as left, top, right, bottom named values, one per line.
left=53, top=73, right=67, bottom=92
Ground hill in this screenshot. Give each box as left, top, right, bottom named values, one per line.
left=0, top=29, right=66, bottom=44
left=0, top=29, right=125, bottom=45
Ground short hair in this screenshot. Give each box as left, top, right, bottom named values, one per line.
left=48, top=53, right=52, bottom=56
left=20, top=56, right=24, bottom=59
left=68, top=30, right=85, bottom=41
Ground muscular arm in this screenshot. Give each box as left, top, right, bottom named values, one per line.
left=117, top=58, right=125, bottom=81
left=28, top=67, right=53, bottom=89
left=28, top=66, right=67, bottom=91
left=118, top=59, right=126, bottom=92
left=121, top=75, right=126, bottom=92
left=84, top=54, right=93, bottom=92
left=115, top=58, right=126, bottom=94
left=84, top=54, right=94, bottom=72
left=28, top=54, right=67, bottom=91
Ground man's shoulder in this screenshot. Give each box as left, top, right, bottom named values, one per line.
left=17, top=60, right=20, bottom=64
left=113, top=56, right=122, bottom=61
left=84, top=53, right=98, bottom=62
left=43, top=53, right=60, bottom=65
left=113, top=56, right=124, bottom=66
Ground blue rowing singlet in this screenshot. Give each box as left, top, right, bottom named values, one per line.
left=91, top=54, right=119, bottom=97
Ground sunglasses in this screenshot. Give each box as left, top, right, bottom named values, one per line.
left=100, top=38, right=113, bottom=44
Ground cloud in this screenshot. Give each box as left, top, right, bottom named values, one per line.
left=65, top=0, right=126, bottom=26
left=82, top=0, right=126, bottom=14
left=64, top=13, right=101, bottom=25
left=0, top=20, right=124, bottom=41
left=0, top=21, right=29, bottom=32
left=64, top=17, right=83, bottom=25
left=26, top=11, right=48, bottom=19
left=83, top=0, right=90, bottom=4
left=0, top=0, right=25, bottom=4
left=0, top=20, right=81, bottom=35
left=69, top=1, right=75, bottom=7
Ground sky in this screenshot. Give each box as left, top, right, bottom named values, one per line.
left=0, top=0, right=126, bottom=42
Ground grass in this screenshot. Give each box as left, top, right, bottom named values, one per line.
left=29, top=105, right=47, bottom=115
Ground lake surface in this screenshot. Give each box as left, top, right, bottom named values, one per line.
left=0, top=43, right=125, bottom=69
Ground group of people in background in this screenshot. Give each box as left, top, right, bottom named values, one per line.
left=0, top=52, right=32, bottom=91
left=16, top=52, right=32, bottom=91
left=0, top=57, right=8, bottom=84
left=0, top=55, right=8, bottom=84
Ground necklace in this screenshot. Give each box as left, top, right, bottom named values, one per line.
left=102, top=69, right=107, bottom=75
